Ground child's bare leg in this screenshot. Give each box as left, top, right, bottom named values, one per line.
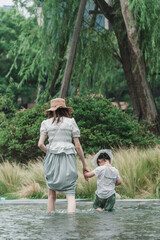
left=66, top=195, right=76, bottom=213
left=47, top=189, right=56, bottom=212
left=96, top=208, right=103, bottom=212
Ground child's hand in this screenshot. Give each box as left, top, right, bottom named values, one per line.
left=84, top=170, right=89, bottom=181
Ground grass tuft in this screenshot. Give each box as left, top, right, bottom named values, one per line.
left=0, top=161, right=24, bottom=194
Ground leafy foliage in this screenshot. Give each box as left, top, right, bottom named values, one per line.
left=0, top=9, right=37, bottom=105
left=128, top=0, right=160, bottom=91
left=1, top=1, right=160, bottom=110
left=11, top=0, right=80, bottom=102
left=10, top=0, right=129, bottom=103
left=0, top=104, right=47, bottom=163
left=0, top=97, right=157, bottom=163
left=9, top=0, right=160, bottom=108
left=0, top=95, right=16, bottom=122
left=68, top=97, right=156, bottom=153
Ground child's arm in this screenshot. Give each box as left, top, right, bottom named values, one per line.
left=115, top=179, right=122, bottom=186
left=84, top=171, right=95, bottom=178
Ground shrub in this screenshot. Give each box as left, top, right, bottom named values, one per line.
left=0, top=94, right=17, bottom=122
left=67, top=97, right=157, bottom=153
left=0, top=103, right=47, bottom=163
left=0, top=96, right=158, bottom=163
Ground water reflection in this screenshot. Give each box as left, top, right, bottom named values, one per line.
left=0, top=202, right=160, bottom=240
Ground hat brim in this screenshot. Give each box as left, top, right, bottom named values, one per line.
left=92, top=149, right=114, bottom=167
left=45, top=106, right=73, bottom=114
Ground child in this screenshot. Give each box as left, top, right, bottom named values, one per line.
left=84, top=149, right=121, bottom=212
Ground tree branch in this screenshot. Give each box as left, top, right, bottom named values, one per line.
left=89, top=4, right=99, bottom=28
left=112, top=48, right=122, bottom=63
left=96, top=0, right=114, bottom=22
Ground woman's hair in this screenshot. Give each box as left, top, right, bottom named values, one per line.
left=97, top=152, right=111, bottom=165
left=46, top=108, right=71, bottom=123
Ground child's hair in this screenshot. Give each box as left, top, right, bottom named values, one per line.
left=97, top=152, right=111, bottom=164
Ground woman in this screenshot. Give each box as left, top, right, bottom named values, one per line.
left=38, top=98, right=88, bottom=213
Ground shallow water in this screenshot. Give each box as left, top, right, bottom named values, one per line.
left=0, top=201, right=160, bottom=240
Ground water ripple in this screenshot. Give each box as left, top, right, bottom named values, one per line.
left=0, top=202, right=160, bottom=240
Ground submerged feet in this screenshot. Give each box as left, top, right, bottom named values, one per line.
left=47, top=192, right=76, bottom=214
left=95, top=208, right=103, bottom=212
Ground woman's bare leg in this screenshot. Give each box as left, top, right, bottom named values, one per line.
left=47, top=189, right=56, bottom=212
left=66, top=195, right=76, bottom=213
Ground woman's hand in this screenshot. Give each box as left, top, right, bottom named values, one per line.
left=83, top=167, right=89, bottom=181
left=83, top=166, right=89, bottom=175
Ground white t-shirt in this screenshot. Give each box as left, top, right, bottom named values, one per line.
left=92, top=166, right=120, bottom=199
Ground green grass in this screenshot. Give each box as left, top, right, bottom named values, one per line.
left=28, top=191, right=48, bottom=199
left=0, top=193, right=20, bottom=200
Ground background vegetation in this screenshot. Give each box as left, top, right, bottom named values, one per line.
left=0, top=96, right=158, bottom=163
left=0, top=147, right=159, bottom=200
left=0, top=9, right=37, bottom=107
left=0, top=1, right=160, bottom=199
left=1, top=1, right=160, bottom=109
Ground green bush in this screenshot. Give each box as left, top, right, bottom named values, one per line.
left=0, top=96, right=158, bottom=163
left=68, top=97, right=157, bottom=153
left=0, top=94, right=17, bottom=122
left=0, top=104, right=47, bottom=163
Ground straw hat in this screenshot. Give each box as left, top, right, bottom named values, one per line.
left=45, top=98, right=73, bottom=114
left=92, top=149, right=114, bottom=167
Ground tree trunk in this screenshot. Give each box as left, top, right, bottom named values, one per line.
left=49, top=10, right=72, bottom=98
left=119, top=0, right=158, bottom=122
left=59, top=0, right=87, bottom=98
left=49, top=36, right=69, bottom=97
left=97, top=0, right=160, bottom=133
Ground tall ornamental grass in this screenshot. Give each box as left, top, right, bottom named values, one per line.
left=0, top=161, right=24, bottom=195
left=113, top=146, right=160, bottom=198
left=19, top=158, right=47, bottom=198
left=0, top=147, right=160, bottom=199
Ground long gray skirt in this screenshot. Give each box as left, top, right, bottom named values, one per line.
left=43, top=151, right=78, bottom=195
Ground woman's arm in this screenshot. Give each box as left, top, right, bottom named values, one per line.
left=38, top=134, right=48, bottom=153
left=73, top=137, right=89, bottom=174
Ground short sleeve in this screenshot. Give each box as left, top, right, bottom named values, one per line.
left=116, top=169, right=121, bottom=180
left=92, top=167, right=101, bottom=177
left=40, top=120, right=48, bottom=135
left=72, top=118, right=80, bottom=137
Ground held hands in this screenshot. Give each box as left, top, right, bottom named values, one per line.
left=83, top=166, right=89, bottom=181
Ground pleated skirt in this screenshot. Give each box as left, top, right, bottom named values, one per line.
left=43, top=151, right=78, bottom=195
